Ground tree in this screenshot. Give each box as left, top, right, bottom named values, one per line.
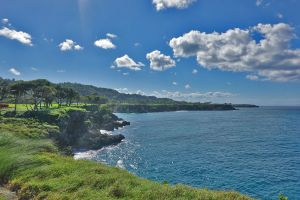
left=81, top=95, right=89, bottom=106
left=94, top=96, right=108, bottom=105
left=40, top=86, right=56, bottom=108
left=10, top=82, right=28, bottom=112
left=84, top=93, right=108, bottom=105
left=0, top=86, right=9, bottom=115
left=55, top=85, right=67, bottom=107
left=74, top=92, right=81, bottom=106
left=25, top=79, right=53, bottom=111
left=0, top=85, right=9, bottom=101
left=65, top=88, right=79, bottom=106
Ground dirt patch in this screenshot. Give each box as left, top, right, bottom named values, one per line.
left=0, top=187, right=18, bottom=200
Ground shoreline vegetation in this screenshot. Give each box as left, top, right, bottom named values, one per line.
left=0, top=77, right=259, bottom=199
left=233, top=104, right=259, bottom=108
left=0, top=77, right=259, bottom=114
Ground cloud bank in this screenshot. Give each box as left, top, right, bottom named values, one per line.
left=152, top=90, right=235, bottom=102
left=115, top=88, right=234, bottom=102
left=169, top=23, right=300, bottom=81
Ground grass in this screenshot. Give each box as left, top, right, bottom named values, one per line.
left=2, top=103, right=87, bottom=112
left=0, top=117, right=253, bottom=200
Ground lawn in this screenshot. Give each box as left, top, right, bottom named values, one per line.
left=2, top=103, right=87, bottom=112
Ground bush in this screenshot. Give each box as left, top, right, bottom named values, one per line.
left=279, top=193, right=288, bottom=200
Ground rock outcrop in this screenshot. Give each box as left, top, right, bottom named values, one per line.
left=20, top=108, right=129, bottom=151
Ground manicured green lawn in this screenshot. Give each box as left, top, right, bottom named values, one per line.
left=0, top=117, right=253, bottom=200
left=3, top=103, right=87, bottom=112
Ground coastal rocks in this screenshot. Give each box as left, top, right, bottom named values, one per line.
left=114, top=120, right=130, bottom=127
left=78, top=131, right=125, bottom=150
left=102, top=120, right=130, bottom=131
left=56, top=109, right=128, bottom=150
left=16, top=108, right=129, bottom=151
left=57, top=110, right=89, bottom=146
left=88, top=109, right=130, bottom=131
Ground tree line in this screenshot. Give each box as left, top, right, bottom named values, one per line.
left=0, top=79, right=108, bottom=112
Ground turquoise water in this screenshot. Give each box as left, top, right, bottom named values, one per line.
left=86, top=107, right=300, bottom=199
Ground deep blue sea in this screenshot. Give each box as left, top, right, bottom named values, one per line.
left=75, top=107, right=300, bottom=199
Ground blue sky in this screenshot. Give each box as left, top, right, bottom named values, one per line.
left=1, top=0, right=300, bottom=105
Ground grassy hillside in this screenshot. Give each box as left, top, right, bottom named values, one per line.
left=0, top=115, right=253, bottom=200
left=59, top=82, right=177, bottom=105
left=0, top=77, right=178, bottom=105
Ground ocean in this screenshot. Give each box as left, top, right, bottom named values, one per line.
left=75, top=107, right=300, bottom=199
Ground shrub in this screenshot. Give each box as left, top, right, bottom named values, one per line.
left=279, top=193, right=288, bottom=200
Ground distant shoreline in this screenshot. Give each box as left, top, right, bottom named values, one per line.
left=233, top=104, right=259, bottom=108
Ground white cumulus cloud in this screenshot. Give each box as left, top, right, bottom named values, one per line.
left=0, top=27, right=32, bottom=46
left=185, top=84, right=191, bottom=89
left=192, top=69, right=198, bottom=74
left=115, top=88, right=129, bottom=93
left=136, top=90, right=146, bottom=95
left=146, top=50, right=176, bottom=71
left=94, top=38, right=116, bottom=49
left=56, top=69, right=66, bottom=73
left=169, top=23, right=300, bottom=82
left=134, top=42, right=141, bottom=47
left=256, top=0, right=263, bottom=6
left=1, top=18, right=9, bottom=24
left=106, top=33, right=117, bottom=38
left=74, top=44, right=83, bottom=50
left=246, top=75, right=259, bottom=81
left=31, top=67, right=38, bottom=71
left=58, top=39, right=83, bottom=51
left=277, top=13, right=283, bottom=19
left=9, top=68, right=21, bottom=76
left=113, top=55, right=144, bottom=71
left=152, top=0, right=196, bottom=11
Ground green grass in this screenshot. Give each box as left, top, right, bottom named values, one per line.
left=2, top=103, right=87, bottom=112
left=48, top=106, right=86, bottom=116
left=0, top=118, right=59, bottom=139
left=0, top=117, right=253, bottom=200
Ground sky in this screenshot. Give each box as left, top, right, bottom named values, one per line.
left=1, top=0, right=300, bottom=105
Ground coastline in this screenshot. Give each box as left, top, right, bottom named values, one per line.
left=0, top=112, right=253, bottom=199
